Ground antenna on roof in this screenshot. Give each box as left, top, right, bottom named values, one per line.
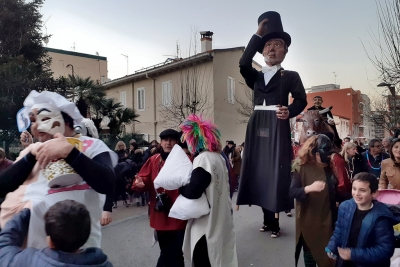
left=72, top=42, right=76, bottom=51
left=332, top=71, right=337, bottom=84
left=176, top=40, right=180, bottom=58
left=163, top=40, right=180, bottom=59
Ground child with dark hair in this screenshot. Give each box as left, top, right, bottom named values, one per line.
left=326, top=172, right=400, bottom=267
left=0, top=200, right=112, bottom=267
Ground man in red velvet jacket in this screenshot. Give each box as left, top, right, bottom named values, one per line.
left=133, top=129, right=186, bottom=267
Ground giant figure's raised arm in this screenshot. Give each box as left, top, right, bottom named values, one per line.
left=239, top=35, right=263, bottom=90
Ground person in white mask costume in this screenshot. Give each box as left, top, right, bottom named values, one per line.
left=0, top=90, right=117, bottom=248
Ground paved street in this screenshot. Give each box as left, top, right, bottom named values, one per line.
left=102, top=194, right=305, bottom=267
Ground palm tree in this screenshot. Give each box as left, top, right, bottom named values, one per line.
left=107, top=107, right=140, bottom=135
left=45, top=75, right=139, bottom=135
left=99, top=98, right=139, bottom=135
left=91, top=98, right=139, bottom=135
left=66, top=75, right=106, bottom=117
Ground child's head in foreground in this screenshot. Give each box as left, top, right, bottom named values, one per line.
left=352, top=172, right=378, bottom=209
left=44, top=200, right=91, bottom=252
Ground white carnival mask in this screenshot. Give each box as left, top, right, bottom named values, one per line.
left=33, top=103, right=65, bottom=135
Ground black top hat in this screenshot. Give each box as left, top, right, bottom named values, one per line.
left=257, top=11, right=291, bottom=53
left=159, top=129, right=180, bottom=140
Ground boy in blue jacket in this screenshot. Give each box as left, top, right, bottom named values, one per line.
left=0, top=200, right=112, bottom=267
left=326, top=172, right=400, bottom=267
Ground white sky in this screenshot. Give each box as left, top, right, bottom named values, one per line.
left=39, top=0, right=387, bottom=98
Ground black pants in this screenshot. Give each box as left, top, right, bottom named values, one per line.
left=299, top=234, right=316, bottom=267
left=113, top=181, right=127, bottom=202
left=262, top=208, right=280, bottom=232
left=156, top=229, right=185, bottom=267
left=193, top=235, right=211, bottom=267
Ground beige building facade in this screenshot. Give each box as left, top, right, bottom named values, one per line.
left=45, top=48, right=108, bottom=84
left=103, top=34, right=261, bottom=144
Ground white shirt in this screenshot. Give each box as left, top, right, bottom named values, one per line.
left=262, top=64, right=281, bottom=86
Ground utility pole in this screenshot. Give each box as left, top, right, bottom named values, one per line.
left=332, top=71, right=337, bottom=84
left=121, top=54, right=128, bottom=75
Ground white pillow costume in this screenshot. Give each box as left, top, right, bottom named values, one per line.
left=153, top=145, right=210, bottom=220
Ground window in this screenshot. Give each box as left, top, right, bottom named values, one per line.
left=137, top=88, right=145, bottom=111
left=227, top=76, right=235, bottom=104
left=120, top=91, right=126, bottom=107
left=101, top=75, right=105, bottom=84
left=162, top=81, right=172, bottom=107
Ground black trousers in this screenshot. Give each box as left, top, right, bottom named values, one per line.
left=113, top=181, right=127, bottom=202
left=262, top=208, right=280, bottom=232
left=156, top=229, right=185, bottom=267
left=193, top=235, right=211, bottom=267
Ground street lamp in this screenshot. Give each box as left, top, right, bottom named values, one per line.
left=121, top=54, right=128, bottom=75
left=66, top=64, right=75, bottom=77
left=377, top=82, right=396, bottom=129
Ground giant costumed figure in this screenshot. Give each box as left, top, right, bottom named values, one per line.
left=0, top=90, right=117, bottom=248
left=236, top=11, right=307, bottom=236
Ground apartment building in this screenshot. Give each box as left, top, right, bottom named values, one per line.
left=103, top=32, right=259, bottom=144
left=302, top=85, right=372, bottom=141
left=45, top=48, right=108, bottom=84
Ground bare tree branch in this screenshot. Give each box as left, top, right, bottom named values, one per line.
left=158, top=29, right=214, bottom=129
left=362, top=0, right=400, bottom=90
left=234, top=83, right=253, bottom=124
left=158, top=61, right=213, bottom=129
left=363, top=93, right=398, bottom=132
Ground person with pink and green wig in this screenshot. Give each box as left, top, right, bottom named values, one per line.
left=179, top=114, right=238, bottom=267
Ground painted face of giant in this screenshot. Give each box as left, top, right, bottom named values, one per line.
left=262, top=38, right=287, bottom=67
left=33, top=103, right=65, bottom=138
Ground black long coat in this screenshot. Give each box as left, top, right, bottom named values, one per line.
left=236, top=35, right=307, bottom=212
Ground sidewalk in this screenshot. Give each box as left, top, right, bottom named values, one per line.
left=108, top=200, right=149, bottom=222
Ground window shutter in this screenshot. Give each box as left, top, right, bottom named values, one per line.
left=120, top=91, right=126, bottom=107
left=137, top=88, right=145, bottom=110
left=161, top=83, right=165, bottom=106
left=162, top=81, right=172, bottom=107
left=227, top=77, right=235, bottom=104
left=141, top=89, right=145, bottom=109
left=168, top=81, right=172, bottom=106
left=227, top=78, right=231, bottom=103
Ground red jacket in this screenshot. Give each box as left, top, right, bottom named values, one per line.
left=132, top=154, right=186, bottom=231
left=330, top=153, right=352, bottom=202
